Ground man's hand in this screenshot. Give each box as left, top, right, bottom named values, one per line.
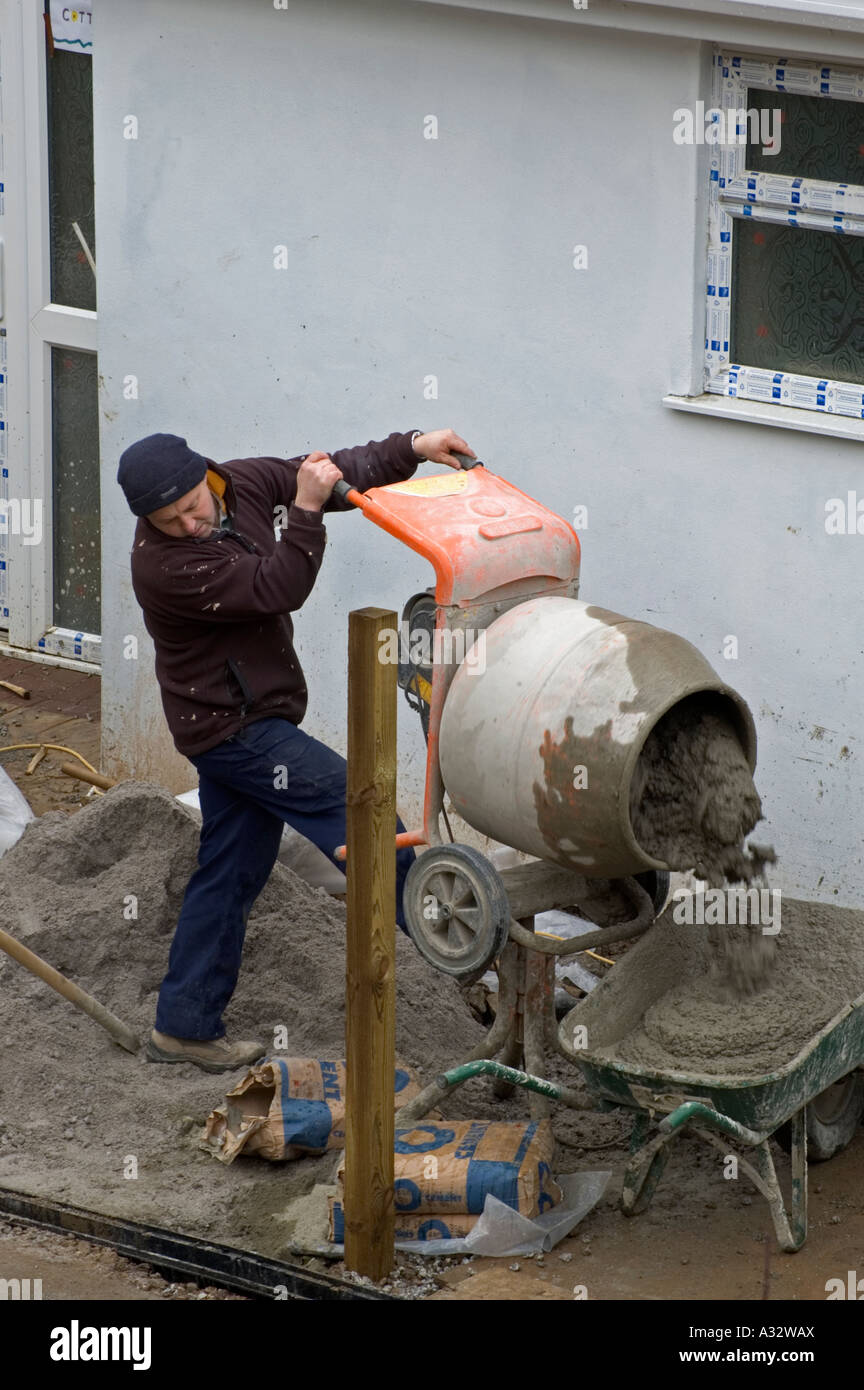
left=295, top=451, right=343, bottom=511
left=412, top=429, right=476, bottom=469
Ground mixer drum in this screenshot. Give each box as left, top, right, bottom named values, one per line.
left=438, top=596, right=756, bottom=879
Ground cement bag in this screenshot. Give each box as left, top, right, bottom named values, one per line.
left=338, top=1119, right=561, bottom=1217
left=202, top=1057, right=421, bottom=1164
left=0, top=766, right=33, bottom=858
left=328, top=1198, right=478, bottom=1245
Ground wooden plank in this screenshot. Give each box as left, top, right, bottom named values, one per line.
left=498, top=862, right=591, bottom=919
left=343, top=608, right=397, bottom=1281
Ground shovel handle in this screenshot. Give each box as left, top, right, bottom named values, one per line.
left=0, top=927, right=139, bottom=1054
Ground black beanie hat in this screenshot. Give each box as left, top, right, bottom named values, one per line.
left=117, top=434, right=208, bottom=517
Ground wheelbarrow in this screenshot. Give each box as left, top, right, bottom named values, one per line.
left=556, top=912, right=864, bottom=1252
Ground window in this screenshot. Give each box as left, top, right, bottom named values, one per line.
left=706, top=53, right=864, bottom=420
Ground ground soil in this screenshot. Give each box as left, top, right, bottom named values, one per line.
left=0, top=655, right=100, bottom=816
left=0, top=1217, right=245, bottom=1301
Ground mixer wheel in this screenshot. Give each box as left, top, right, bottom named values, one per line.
left=403, top=844, right=511, bottom=980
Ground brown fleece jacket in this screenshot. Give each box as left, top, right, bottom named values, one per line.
left=130, top=430, right=421, bottom=756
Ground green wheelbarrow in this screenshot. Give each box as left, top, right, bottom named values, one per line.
left=557, top=985, right=864, bottom=1252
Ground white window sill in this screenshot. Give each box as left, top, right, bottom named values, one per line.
left=663, top=393, right=864, bottom=442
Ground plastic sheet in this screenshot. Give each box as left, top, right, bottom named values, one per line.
left=0, top=766, right=33, bottom=858
left=462, top=1171, right=611, bottom=1256
left=321, top=1170, right=611, bottom=1259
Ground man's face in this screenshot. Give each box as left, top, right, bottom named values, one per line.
left=147, top=478, right=220, bottom=539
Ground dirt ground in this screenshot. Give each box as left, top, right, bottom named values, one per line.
left=0, top=655, right=101, bottom=815
left=0, top=1216, right=245, bottom=1301
left=3, top=1121, right=861, bottom=1302
left=426, top=1124, right=864, bottom=1300
left=0, top=654, right=861, bottom=1303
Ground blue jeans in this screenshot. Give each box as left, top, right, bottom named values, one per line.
left=155, top=717, right=417, bottom=1040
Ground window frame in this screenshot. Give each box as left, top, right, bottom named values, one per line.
left=705, top=51, right=864, bottom=421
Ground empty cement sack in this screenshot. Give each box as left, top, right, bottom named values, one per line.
left=337, top=1119, right=562, bottom=1217
left=328, top=1199, right=479, bottom=1244
left=202, top=1057, right=421, bottom=1163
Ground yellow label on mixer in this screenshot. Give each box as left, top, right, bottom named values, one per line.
left=387, top=472, right=470, bottom=497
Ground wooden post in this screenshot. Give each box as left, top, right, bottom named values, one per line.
left=343, top=607, right=397, bottom=1279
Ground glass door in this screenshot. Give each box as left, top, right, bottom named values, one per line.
left=47, top=15, right=100, bottom=644
left=0, top=0, right=99, bottom=666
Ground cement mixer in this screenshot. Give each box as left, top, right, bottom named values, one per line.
left=332, top=452, right=757, bottom=988
left=332, top=458, right=864, bottom=1250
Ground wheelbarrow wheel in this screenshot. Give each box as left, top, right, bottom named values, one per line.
left=403, top=844, right=511, bottom=981
left=776, top=1072, right=864, bottom=1163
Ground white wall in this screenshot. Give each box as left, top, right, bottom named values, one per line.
left=96, top=0, right=864, bottom=905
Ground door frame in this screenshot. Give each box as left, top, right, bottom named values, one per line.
left=1, top=0, right=99, bottom=669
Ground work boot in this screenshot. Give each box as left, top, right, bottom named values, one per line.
left=146, top=1029, right=266, bottom=1074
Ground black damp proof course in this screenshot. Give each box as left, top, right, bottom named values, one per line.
left=0, top=1186, right=393, bottom=1302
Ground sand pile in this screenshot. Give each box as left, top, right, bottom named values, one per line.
left=630, top=695, right=776, bottom=994
left=583, top=899, right=864, bottom=1077
left=0, top=782, right=484, bottom=1256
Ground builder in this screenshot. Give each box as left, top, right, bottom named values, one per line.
left=119, top=426, right=474, bottom=1072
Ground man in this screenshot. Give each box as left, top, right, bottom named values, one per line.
left=118, top=425, right=475, bottom=1072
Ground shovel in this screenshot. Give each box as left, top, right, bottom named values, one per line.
left=0, top=927, right=139, bottom=1054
